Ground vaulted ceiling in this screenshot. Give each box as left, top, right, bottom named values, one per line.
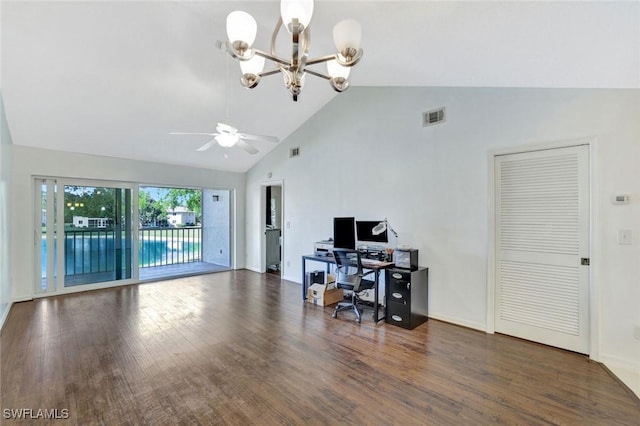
left=2, top=1, right=639, bottom=172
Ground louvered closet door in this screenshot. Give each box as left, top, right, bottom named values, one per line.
left=495, top=145, right=589, bottom=354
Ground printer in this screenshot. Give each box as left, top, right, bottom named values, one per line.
left=314, top=240, right=334, bottom=256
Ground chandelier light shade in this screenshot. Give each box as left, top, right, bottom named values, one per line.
left=333, top=19, right=362, bottom=60
left=226, top=11, right=257, bottom=55
left=280, top=0, right=314, bottom=31
left=239, top=55, right=265, bottom=76
left=221, top=0, right=363, bottom=101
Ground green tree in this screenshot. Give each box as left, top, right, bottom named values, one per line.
left=64, top=186, right=117, bottom=225
left=162, top=189, right=202, bottom=222
left=138, top=190, right=167, bottom=226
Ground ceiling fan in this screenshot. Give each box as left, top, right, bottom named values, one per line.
left=171, top=51, right=278, bottom=155
left=170, top=123, right=278, bottom=155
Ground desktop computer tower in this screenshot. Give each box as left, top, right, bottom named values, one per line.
left=305, top=270, right=325, bottom=287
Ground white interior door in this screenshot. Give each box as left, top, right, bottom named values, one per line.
left=495, top=145, right=590, bottom=354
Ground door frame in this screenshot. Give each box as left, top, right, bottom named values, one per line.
left=486, top=137, right=601, bottom=361
left=260, top=180, right=284, bottom=275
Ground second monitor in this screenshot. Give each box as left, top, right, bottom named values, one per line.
left=356, top=220, right=388, bottom=243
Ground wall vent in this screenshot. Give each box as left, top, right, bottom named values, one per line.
left=290, top=147, right=300, bottom=158
left=423, top=107, right=446, bottom=127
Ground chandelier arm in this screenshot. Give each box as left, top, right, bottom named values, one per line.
left=219, top=41, right=257, bottom=62
left=252, top=49, right=290, bottom=67
left=297, top=24, right=310, bottom=75
left=303, top=68, right=331, bottom=81
left=271, top=17, right=283, bottom=59
left=220, top=41, right=246, bottom=60
left=257, top=68, right=283, bottom=78
left=335, top=48, right=364, bottom=67
left=305, top=54, right=338, bottom=67
left=291, top=18, right=300, bottom=70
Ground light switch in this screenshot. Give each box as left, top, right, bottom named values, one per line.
left=618, top=230, right=632, bottom=245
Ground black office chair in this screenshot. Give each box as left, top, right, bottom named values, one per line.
left=331, top=248, right=375, bottom=323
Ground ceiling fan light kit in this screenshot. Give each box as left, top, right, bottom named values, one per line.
left=170, top=122, right=278, bottom=155
left=222, top=0, right=363, bottom=101
left=214, top=133, right=237, bottom=148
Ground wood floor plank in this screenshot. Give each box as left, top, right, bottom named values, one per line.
left=1, top=270, right=639, bottom=425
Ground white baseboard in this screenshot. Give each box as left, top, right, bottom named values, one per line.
left=427, top=312, right=487, bottom=332
left=282, top=273, right=301, bottom=284
left=245, top=266, right=263, bottom=273
left=0, top=302, right=12, bottom=331
left=600, top=353, right=640, bottom=399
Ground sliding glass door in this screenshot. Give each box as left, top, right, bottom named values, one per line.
left=36, top=179, right=134, bottom=294
left=63, top=184, right=133, bottom=286
left=36, top=178, right=233, bottom=294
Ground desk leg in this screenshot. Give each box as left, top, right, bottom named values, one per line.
left=373, top=270, right=384, bottom=323
left=302, top=258, right=307, bottom=302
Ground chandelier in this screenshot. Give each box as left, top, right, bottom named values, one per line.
left=221, top=0, right=363, bottom=102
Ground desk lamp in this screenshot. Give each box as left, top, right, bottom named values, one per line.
left=373, top=219, right=397, bottom=261
left=372, top=218, right=397, bottom=240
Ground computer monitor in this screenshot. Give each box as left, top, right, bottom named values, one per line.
left=356, top=220, right=388, bottom=243
left=333, top=217, right=356, bottom=249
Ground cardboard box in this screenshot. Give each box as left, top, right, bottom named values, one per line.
left=307, top=283, right=343, bottom=306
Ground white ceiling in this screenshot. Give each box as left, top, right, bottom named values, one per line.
left=2, top=1, right=639, bottom=172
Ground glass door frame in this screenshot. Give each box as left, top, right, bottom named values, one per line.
left=34, top=176, right=139, bottom=296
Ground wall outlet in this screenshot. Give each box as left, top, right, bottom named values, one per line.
left=286, top=260, right=290, bottom=268
left=634, top=325, right=640, bottom=340
left=617, top=230, right=632, bottom=245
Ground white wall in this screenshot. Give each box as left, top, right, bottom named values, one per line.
left=11, top=145, right=246, bottom=301
left=0, top=91, right=13, bottom=329
left=245, top=87, right=640, bottom=396
left=0, top=2, right=12, bottom=330
left=202, top=189, right=231, bottom=267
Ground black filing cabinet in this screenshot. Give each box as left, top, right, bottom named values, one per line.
left=385, top=267, right=428, bottom=329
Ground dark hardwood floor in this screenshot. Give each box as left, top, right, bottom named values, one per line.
left=1, top=270, right=639, bottom=425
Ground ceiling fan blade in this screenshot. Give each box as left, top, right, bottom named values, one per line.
left=236, top=139, right=259, bottom=155
left=170, top=132, right=215, bottom=136
left=196, top=139, right=216, bottom=152
left=238, top=133, right=279, bottom=143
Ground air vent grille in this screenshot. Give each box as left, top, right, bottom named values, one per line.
left=290, top=147, right=300, bottom=158
left=423, top=107, right=446, bottom=127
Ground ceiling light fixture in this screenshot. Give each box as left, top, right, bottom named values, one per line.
left=221, top=0, right=363, bottom=102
